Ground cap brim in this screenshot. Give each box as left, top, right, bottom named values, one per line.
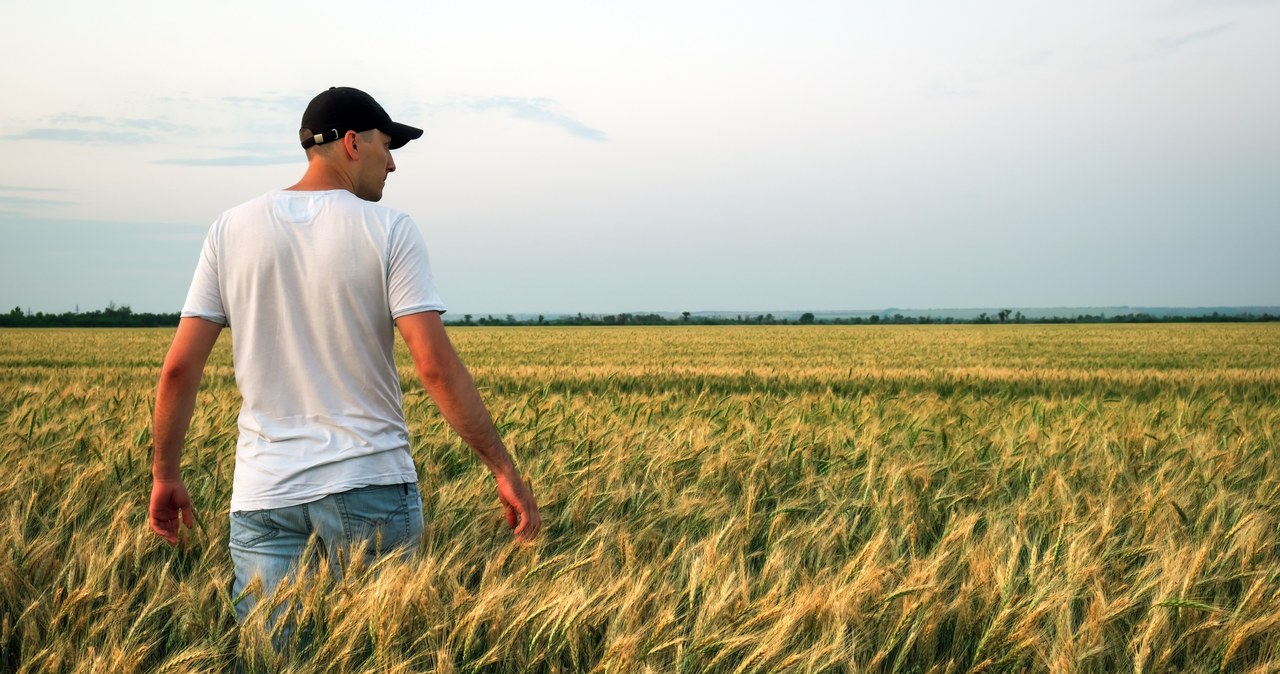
left=381, top=121, right=424, bottom=150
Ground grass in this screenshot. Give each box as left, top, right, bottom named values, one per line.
left=1, top=324, right=1278, bottom=672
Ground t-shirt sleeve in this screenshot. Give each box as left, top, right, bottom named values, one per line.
left=387, top=216, right=447, bottom=318
left=180, top=222, right=228, bottom=325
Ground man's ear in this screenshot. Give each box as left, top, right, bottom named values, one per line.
left=341, top=130, right=361, bottom=160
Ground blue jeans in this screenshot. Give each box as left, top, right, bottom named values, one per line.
left=229, top=482, right=424, bottom=624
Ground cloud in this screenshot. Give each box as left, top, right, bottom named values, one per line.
left=0, top=185, right=65, bottom=193
left=466, top=96, right=608, bottom=142
left=0, top=212, right=207, bottom=240
left=46, top=114, right=187, bottom=132
left=1, top=128, right=155, bottom=144
left=220, top=94, right=312, bottom=113
left=0, top=186, right=74, bottom=214
left=154, top=154, right=301, bottom=167
left=1, top=113, right=188, bottom=144
left=0, top=194, right=73, bottom=208
left=1148, top=22, right=1235, bottom=57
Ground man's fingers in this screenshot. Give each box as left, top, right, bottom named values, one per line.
left=181, top=505, right=195, bottom=529
left=513, top=505, right=540, bottom=542
left=495, top=475, right=539, bottom=542
left=150, top=517, right=178, bottom=545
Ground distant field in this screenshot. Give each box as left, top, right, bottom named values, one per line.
left=2, top=324, right=1278, bottom=673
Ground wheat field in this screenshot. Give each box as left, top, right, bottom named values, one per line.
left=1, top=324, right=1278, bottom=673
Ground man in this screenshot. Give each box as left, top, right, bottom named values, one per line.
left=148, top=86, right=540, bottom=621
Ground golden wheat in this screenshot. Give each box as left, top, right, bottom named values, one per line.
left=0, top=324, right=1277, bottom=672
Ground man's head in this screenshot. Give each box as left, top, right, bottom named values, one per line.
left=300, top=86, right=422, bottom=152
left=299, top=87, right=422, bottom=201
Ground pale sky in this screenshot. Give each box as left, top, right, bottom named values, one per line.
left=2, top=0, right=1277, bottom=315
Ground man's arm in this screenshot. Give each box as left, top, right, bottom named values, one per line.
left=396, top=311, right=541, bottom=542
left=149, top=316, right=223, bottom=544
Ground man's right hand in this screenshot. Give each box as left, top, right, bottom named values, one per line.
left=495, top=470, right=540, bottom=542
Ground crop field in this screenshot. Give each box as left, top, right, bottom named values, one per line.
left=2, top=324, right=1279, bottom=673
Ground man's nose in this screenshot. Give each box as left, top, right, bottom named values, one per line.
left=387, top=155, right=396, bottom=173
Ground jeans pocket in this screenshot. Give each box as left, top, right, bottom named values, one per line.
left=229, top=509, right=279, bottom=549
left=338, top=484, right=420, bottom=554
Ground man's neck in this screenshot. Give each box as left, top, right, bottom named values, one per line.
left=286, top=161, right=355, bottom=193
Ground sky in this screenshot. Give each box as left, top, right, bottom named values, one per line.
left=1, top=0, right=1277, bottom=315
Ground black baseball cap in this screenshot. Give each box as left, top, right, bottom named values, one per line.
left=300, top=86, right=423, bottom=150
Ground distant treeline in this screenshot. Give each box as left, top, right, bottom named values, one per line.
left=3, top=304, right=181, bottom=328
left=3, top=305, right=1278, bottom=328
left=452, top=311, right=1280, bottom=326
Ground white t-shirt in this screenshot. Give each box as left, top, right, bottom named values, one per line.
left=182, top=189, right=446, bottom=511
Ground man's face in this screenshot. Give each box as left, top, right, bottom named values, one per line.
left=354, top=129, right=396, bottom=202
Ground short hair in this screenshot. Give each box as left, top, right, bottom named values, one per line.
left=300, top=128, right=374, bottom=159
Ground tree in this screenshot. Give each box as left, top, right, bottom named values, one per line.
left=799, top=312, right=815, bottom=324
left=998, top=309, right=1011, bottom=323
left=682, top=311, right=691, bottom=322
